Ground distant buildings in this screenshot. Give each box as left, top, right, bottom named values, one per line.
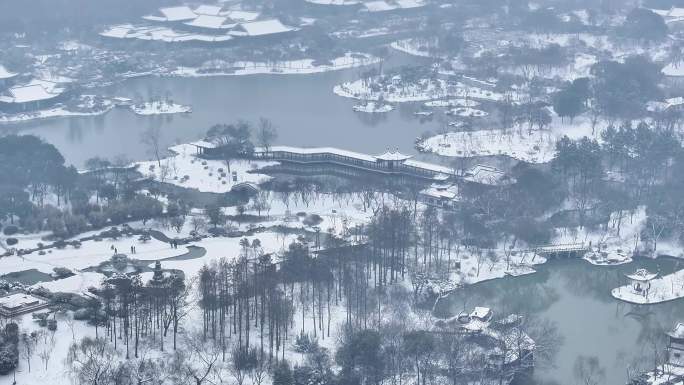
left=0, top=292, right=49, bottom=317
left=0, top=79, right=66, bottom=112
left=667, top=323, right=684, bottom=368
left=100, top=3, right=297, bottom=45
left=0, top=65, right=18, bottom=88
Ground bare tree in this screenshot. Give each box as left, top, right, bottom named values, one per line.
left=573, top=356, right=605, bottom=385
left=191, top=216, right=208, bottom=233
left=20, top=331, right=37, bottom=373
left=37, top=329, right=55, bottom=371
left=141, top=125, right=163, bottom=168
left=171, top=331, right=223, bottom=385
left=256, top=117, right=278, bottom=152
left=66, top=337, right=118, bottom=385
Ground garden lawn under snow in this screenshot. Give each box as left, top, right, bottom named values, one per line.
left=450, top=249, right=547, bottom=286
left=231, top=191, right=387, bottom=236
left=418, top=129, right=557, bottom=163
left=170, top=52, right=380, bottom=77
left=611, top=269, right=684, bottom=304
left=0, top=236, right=187, bottom=276
left=133, top=143, right=277, bottom=193
left=151, top=232, right=296, bottom=279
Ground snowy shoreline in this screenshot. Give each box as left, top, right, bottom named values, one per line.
left=169, top=52, right=381, bottom=77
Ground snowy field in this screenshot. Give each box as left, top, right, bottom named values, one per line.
left=418, top=129, right=557, bottom=163
left=449, top=249, right=547, bottom=286
left=133, top=143, right=277, bottom=193
left=231, top=191, right=387, bottom=236
left=170, top=52, right=380, bottom=77
left=0, top=236, right=187, bottom=276
left=151, top=232, right=296, bottom=279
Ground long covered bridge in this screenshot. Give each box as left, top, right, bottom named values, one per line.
left=252, top=145, right=455, bottom=181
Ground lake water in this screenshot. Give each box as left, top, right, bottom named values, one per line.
left=438, top=257, right=684, bottom=385
left=13, top=53, right=442, bottom=167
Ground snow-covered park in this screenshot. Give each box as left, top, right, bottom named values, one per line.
left=333, top=78, right=504, bottom=103
left=418, top=129, right=557, bottom=163
left=133, top=143, right=277, bottom=193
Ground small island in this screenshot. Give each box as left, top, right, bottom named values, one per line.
left=130, top=99, right=192, bottom=116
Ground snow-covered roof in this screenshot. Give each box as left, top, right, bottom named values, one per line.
left=0, top=80, right=64, bottom=104
left=362, top=0, right=425, bottom=12
left=626, top=269, right=658, bottom=282
left=405, top=159, right=453, bottom=175
left=190, top=140, right=218, bottom=149
left=0, top=293, right=45, bottom=310
left=0, top=65, right=18, bottom=80
left=463, top=164, right=514, bottom=186
left=267, top=146, right=377, bottom=162
left=159, top=6, right=197, bottom=21
left=305, top=0, right=360, bottom=4
left=363, top=0, right=394, bottom=12
left=194, top=5, right=223, bottom=16
left=668, top=323, right=684, bottom=339
left=395, top=0, right=426, bottom=9
left=375, top=149, right=412, bottom=161
left=666, top=96, right=684, bottom=108
left=185, top=15, right=234, bottom=29
left=100, top=24, right=233, bottom=43
left=100, top=24, right=133, bottom=39
left=420, top=184, right=460, bottom=200
left=232, top=19, right=296, bottom=37
left=470, top=306, right=492, bottom=320
left=221, top=10, right=260, bottom=22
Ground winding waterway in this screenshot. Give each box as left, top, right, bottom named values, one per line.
left=437, top=257, right=684, bottom=385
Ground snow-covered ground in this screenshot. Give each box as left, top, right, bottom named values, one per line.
left=390, top=38, right=441, bottom=58
left=611, top=269, right=684, bottom=304
left=152, top=232, right=296, bottom=279
left=418, top=129, right=557, bottom=163
left=133, top=143, right=277, bottom=193
left=232, top=191, right=387, bottom=236
left=0, top=236, right=187, bottom=276
left=30, top=272, right=105, bottom=296
left=333, top=78, right=503, bottom=103
left=557, top=207, right=645, bottom=263
left=352, top=101, right=394, bottom=113
left=446, top=107, right=488, bottom=117
left=0, top=95, right=116, bottom=124
left=170, top=52, right=380, bottom=77
left=130, top=100, right=191, bottom=115
left=449, top=248, right=547, bottom=286
left=418, top=112, right=603, bottom=163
